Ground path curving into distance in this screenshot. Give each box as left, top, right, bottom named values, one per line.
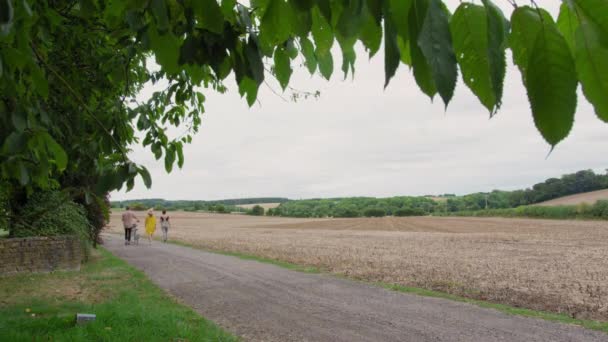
left=103, top=234, right=606, bottom=342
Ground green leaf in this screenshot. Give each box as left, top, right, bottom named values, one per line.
left=96, top=171, right=117, bottom=193
left=31, top=65, right=49, bottom=98
left=291, top=4, right=312, bottom=37
left=11, top=112, right=26, bottom=131
left=359, top=6, right=382, bottom=57
left=384, top=4, right=400, bottom=88
left=482, top=0, right=507, bottom=113
left=42, top=133, right=68, bottom=171
left=148, top=27, right=181, bottom=75
left=238, top=77, right=259, bottom=106
left=2, top=132, right=26, bottom=154
left=418, top=0, right=457, bottom=107
left=274, top=47, right=292, bottom=90
left=244, top=36, right=265, bottom=85
left=18, top=162, right=29, bottom=186
left=150, top=0, right=169, bottom=31
left=388, top=0, right=413, bottom=40
left=336, top=34, right=356, bottom=79
left=409, top=0, right=436, bottom=99
left=397, top=36, right=412, bottom=65
left=317, top=51, right=333, bottom=80
left=575, top=21, right=608, bottom=122
left=221, top=0, right=237, bottom=23
left=336, top=0, right=365, bottom=39
left=0, top=0, right=13, bottom=26
left=311, top=6, right=333, bottom=55
left=126, top=177, right=135, bottom=192
left=300, top=36, right=317, bottom=74
left=573, top=0, right=608, bottom=38
left=176, top=143, right=185, bottom=168
left=509, top=7, right=548, bottom=79
left=259, top=0, right=295, bottom=49
left=139, top=167, right=152, bottom=189
left=450, top=3, right=495, bottom=112
left=164, top=146, right=175, bottom=173
left=289, top=0, right=314, bottom=12
left=557, top=3, right=579, bottom=53
left=526, top=15, right=578, bottom=146
left=193, top=0, right=225, bottom=34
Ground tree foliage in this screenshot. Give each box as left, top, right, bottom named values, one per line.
left=1, top=1, right=608, bottom=238
left=274, top=169, right=608, bottom=217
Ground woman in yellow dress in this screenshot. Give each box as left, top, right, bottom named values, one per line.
left=144, top=209, right=157, bottom=245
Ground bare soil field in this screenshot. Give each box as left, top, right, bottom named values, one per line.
left=537, top=189, right=608, bottom=206
left=107, top=212, right=608, bottom=320
left=236, top=203, right=282, bottom=210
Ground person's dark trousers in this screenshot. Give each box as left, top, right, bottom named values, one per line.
left=124, top=227, right=133, bottom=244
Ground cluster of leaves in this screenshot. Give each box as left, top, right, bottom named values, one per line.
left=246, top=205, right=265, bottom=216
left=363, top=207, right=386, bottom=217
left=10, top=191, right=90, bottom=241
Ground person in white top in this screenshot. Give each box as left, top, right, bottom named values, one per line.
left=160, top=210, right=170, bottom=243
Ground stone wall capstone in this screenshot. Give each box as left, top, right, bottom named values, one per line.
left=0, top=235, right=84, bottom=275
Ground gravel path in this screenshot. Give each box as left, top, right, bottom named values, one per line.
left=103, top=234, right=607, bottom=342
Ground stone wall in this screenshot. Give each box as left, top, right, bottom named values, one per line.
left=0, top=235, right=84, bottom=275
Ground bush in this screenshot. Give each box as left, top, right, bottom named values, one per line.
left=248, top=205, right=264, bottom=216
left=394, top=208, right=426, bottom=216
left=363, top=208, right=386, bottom=217
left=592, top=200, right=608, bottom=218
left=11, top=191, right=90, bottom=243
left=333, top=208, right=360, bottom=218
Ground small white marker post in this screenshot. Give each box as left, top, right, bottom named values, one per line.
left=76, top=313, right=96, bottom=324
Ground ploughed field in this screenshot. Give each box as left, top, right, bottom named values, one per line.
left=107, top=212, right=608, bottom=320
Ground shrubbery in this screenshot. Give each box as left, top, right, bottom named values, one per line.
left=10, top=191, right=91, bottom=256
left=363, top=208, right=386, bottom=217
left=440, top=201, right=608, bottom=220
left=248, top=205, right=264, bottom=216
left=394, top=208, right=426, bottom=216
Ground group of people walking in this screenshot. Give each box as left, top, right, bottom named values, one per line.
left=121, top=207, right=171, bottom=245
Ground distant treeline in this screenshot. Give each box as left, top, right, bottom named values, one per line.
left=111, top=170, right=608, bottom=218
left=269, top=197, right=435, bottom=218
left=111, top=197, right=288, bottom=213
left=437, top=201, right=608, bottom=221
left=270, top=169, right=608, bottom=218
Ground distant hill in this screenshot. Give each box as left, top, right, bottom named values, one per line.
left=536, top=189, right=608, bottom=206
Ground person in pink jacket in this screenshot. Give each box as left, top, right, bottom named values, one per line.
left=121, top=206, right=139, bottom=245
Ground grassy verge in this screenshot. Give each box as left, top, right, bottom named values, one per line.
left=161, top=237, right=608, bottom=334
left=0, top=248, right=237, bottom=341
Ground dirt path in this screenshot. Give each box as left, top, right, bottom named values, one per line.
left=103, top=234, right=606, bottom=342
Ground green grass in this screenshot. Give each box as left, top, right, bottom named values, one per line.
left=162, top=237, right=608, bottom=335
left=0, top=248, right=237, bottom=341
left=0, top=229, right=8, bottom=238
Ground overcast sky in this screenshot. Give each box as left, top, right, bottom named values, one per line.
left=112, top=1, right=607, bottom=201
